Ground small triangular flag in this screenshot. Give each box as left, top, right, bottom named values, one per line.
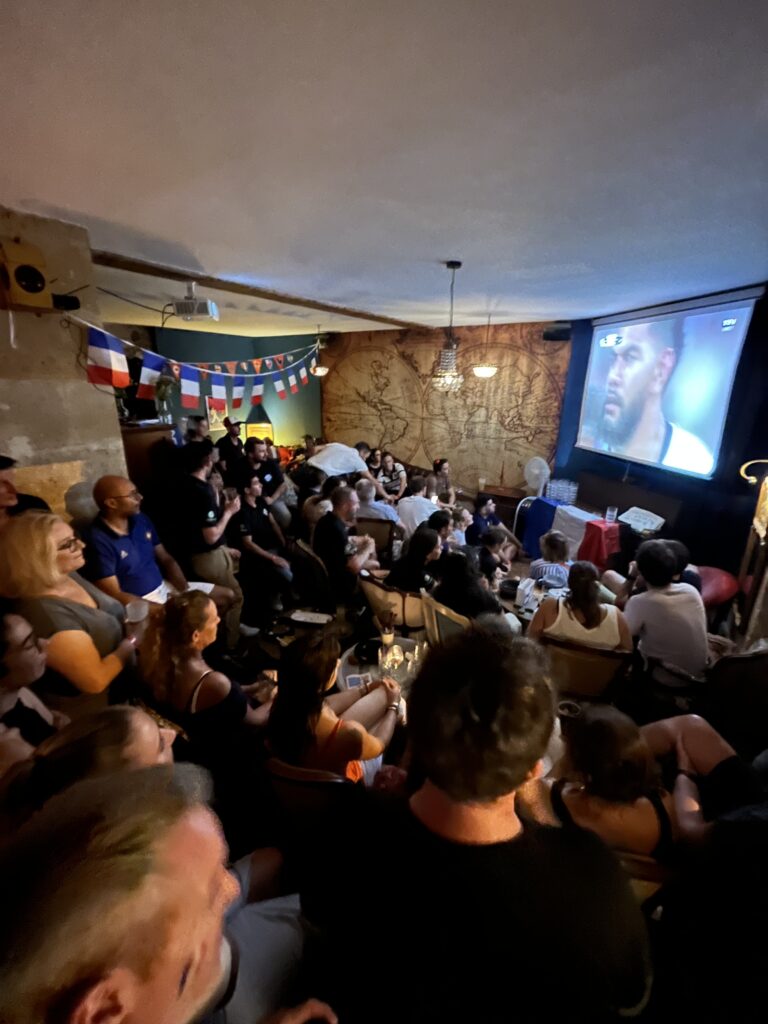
left=225, top=361, right=238, bottom=376
left=240, top=361, right=249, bottom=372
left=252, top=358, right=262, bottom=374
left=287, top=354, right=294, bottom=363
left=265, top=358, right=273, bottom=370
left=275, top=354, right=285, bottom=369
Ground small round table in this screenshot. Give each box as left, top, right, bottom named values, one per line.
left=338, top=636, right=419, bottom=691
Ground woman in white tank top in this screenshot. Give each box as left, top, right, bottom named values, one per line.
left=528, top=561, right=633, bottom=652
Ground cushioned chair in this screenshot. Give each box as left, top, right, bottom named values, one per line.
left=356, top=517, right=397, bottom=566
left=359, top=573, right=424, bottom=633
left=291, top=539, right=336, bottom=614
left=420, top=589, right=471, bottom=645
left=698, top=566, right=739, bottom=611
left=702, top=647, right=768, bottom=760
left=540, top=635, right=632, bottom=699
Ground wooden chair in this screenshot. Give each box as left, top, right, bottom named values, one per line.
left=420, top=589, right=471, bottom=645
left=265, top=756, right=359, bottom=857
left=540, top=635, right=632, bottom=699
left=702, top=647, right=768, bottom=760
left=356, top=517, right=397, bottom=565
left=359, top=572, right=424, bottom=632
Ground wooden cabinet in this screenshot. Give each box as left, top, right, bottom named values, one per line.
left=120, top=424, right=175, bottom=494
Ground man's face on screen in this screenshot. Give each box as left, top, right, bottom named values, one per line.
left=601, top=324, right=672, bottom=444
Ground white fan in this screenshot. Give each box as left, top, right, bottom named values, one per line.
left=524, top=457, right=551, bottom=496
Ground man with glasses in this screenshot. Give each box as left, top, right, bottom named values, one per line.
left=85, top=475, right=234, bottom=610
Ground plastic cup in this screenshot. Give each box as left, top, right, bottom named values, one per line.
left=605, top=506, right=618, bottom=523
left=125, top=599, right=150, bottom=625
left=125, top=599, right=150, bottom=642
left=224, top=487, right=238, bottom=503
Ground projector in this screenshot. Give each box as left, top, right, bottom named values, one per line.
left=172, top=283, right=220, bottom=322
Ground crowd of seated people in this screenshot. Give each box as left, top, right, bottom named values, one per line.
left=3, top=440, right=768, bottom=1024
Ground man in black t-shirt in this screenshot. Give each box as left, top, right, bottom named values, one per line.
left=214, top=417, right=245, bottom=486
left=176, top=444, right=246, bottom=647
left=298, top=628, right=650, bottom=1023
left=229, top=470, right=293, bottom=616
left=312, top=484, right=377, bottom=604
left=239, top=438, right=291, bottom=530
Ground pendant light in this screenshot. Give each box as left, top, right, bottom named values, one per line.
left=431, top=260, right=464, bottom=393
left=309, top=324, right=329, bottom=376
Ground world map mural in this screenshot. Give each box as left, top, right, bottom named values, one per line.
left=321, top=323, right=570, bottom=489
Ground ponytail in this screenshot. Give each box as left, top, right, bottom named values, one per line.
left=566, top=561, right=602, bottom=629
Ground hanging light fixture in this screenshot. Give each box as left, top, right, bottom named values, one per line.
left=310, top=323, right=330, bottom=376
left=473, top=313, right=498, bottom=378
left=431, top=260, right=464, bottom=392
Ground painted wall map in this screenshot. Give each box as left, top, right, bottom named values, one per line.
left=322, top=324, right=570, bottom=489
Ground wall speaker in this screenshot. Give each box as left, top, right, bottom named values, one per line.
left=0, top=238, right=53, bottom=311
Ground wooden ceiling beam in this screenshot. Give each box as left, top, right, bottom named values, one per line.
left=91, top=250, right=427, bottom=331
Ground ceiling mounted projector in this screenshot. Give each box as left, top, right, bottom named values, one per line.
left=172, top=282, right=219, bottom=322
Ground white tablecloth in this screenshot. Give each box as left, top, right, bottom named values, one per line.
left=552, top=505, right=601, bottom=560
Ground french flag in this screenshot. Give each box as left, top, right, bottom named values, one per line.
left=299, top=363, right=309, bottom=386
left=209, top=373, right=227, bottom=411
left=288, top=370, right=299, bottom=394
left=180, top=364, right=200, bottom=409
left=136, top=350, right=166, bottom=399
left=309, top=354, right=318, bottom=372
left=86, top=328, right=130, bottom=389
left=232, top=376, right=245, bottom=409
left=274, top=376, right=287, bottom=400
left=251, top=376, right=264, bottom=405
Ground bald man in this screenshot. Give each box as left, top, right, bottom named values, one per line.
left=85, top=475, right=234, bottom=610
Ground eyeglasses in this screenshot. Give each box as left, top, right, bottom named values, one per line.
left=57, top=536, right=83, bottom=552
left=114, top=490, right=140, bottom=500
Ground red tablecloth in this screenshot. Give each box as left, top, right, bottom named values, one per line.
left=577, top=519, right=621, bottom=572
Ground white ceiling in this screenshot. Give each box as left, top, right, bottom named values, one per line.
left=2, top=0, right=767, bottom=334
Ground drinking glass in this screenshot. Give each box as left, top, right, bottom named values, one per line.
left=224, top=487, right=238, bottom=503
left=605, top=506, right=618, bottom=523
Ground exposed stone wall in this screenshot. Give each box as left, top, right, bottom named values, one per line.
left=0, top=207, right=126, bottom=521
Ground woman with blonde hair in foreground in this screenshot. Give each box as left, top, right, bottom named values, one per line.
left=0, top=512, right=135, bottom=716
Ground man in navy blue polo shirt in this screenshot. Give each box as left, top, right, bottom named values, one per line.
left=85, top=475, right=233, bottom=611
left=466, top=492, right=520, bottom=559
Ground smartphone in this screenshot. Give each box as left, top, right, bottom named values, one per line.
left=347, top=672, right=373, bottom=689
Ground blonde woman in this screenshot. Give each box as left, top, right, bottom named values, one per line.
left=0, top=512, right=135, bottom=715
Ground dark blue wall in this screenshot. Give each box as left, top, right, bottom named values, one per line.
left=155, top=329, right=322, bottom=444
left=554, top=297, right=768, bottom=571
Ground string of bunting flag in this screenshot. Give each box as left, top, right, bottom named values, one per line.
left=81, top=318, right=321, bottom=412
